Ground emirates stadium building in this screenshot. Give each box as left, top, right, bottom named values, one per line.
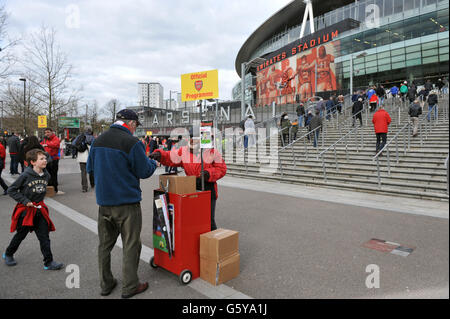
left=233, top=0, right=449, bottom=106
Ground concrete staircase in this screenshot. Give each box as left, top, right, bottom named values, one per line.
left=225, top=98, right=449, bottom=201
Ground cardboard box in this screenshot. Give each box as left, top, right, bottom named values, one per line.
left=46, top=186, right=55, bottom=197
left=200, top=229, right=239, bottom=262
left=200, top=253, right=240, bottom=286
left=159, top=174, right=196, bottom=195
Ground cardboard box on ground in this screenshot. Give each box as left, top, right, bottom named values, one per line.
left=199, top=229, right=240, bottom=286
left=159, top=174, right=196, bottom=195
left=46, top=186, right=55, bottom=197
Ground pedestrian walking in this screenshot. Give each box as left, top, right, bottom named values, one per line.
left=41, top=128, right=63, bottom=195
left=352, top=97, right=364, bottom=127
left=280, top=113, right=291, bottom=145
left=87, top=109, right=157, bottom=298
left=149, top=126, right=227, bottom=231
left=7, top=132, right=20, bottom=175
left=18, top=137, right=29, bottom=173
left=376, top=85, right=385, bottom=106
left=390, top=85, right=399, bottom=99
left=408, top=83, right=417, bottom=104
left=3, top=149, right=63, bottom=270
left=73, top=126, right=95, bottom=192
left=309, top=110, right=322, bottom=148
left=296, top=103, right=305, bottom=127
left=22, top=136, right=45, bottom=167
left=400, top=81, right=408, bottom=102
left=372, top=105, right=392, bottom=155
left=409, top=99, right=422, bottom=137
left=291, top=120, right=299, bottom=142
left=427, top=90, right=439, bottom=121
left=305, top=110, right=313, bottom=140
left=369, top=93, right=379, bottom=112
left=244, top=115, right=256, bottom=148
left=325, top=98, right=334, bottom=120
left=0, top=142, right=8, bottom=195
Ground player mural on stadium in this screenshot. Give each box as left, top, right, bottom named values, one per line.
left=256, top=42, right=338, bottom=106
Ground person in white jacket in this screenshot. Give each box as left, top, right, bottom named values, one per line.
left=73, top=127, right=95, bottom=192
left=244, top=115, right=256, bottom=148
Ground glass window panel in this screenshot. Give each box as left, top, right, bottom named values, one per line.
left=390, top=21, right=404, bottom=43
left=422, top=41, right=438, bottom=50
left=405, top=0, right=414, bottom=11
left=394, top=61, right=405, bottom=68
left=366, top=60, right=378, bottom=67
left=366, top=66, right=378, bottom=74
left=440, top=46, right=449, bottom=54
left=403, top=16, right=421, bottom=40
left=365, top=54, right=377, bottom=61
left=425, top=0, right=437, bottom=6
left=377, top=51, right=391, bottom=59
left=406, top=58, right=422, bottom=66
left=378, top=64, right=391, bottom=72
left=422, top=48, right=439, bottom=57
left=343, top=60, right=350, bottom=67
left=420, top=12, right=439, bottom=37
left=406, top=45, right=421, bottom=53
left=391, top=54, right=405, bottom=62
left=358, top=2, right=367, bottom=22
left=391, top=48, right=405, bottom=56
left=384, top=0, right=393, bottom=16
left=407, top=52, right=422, bottom=59
left=377, top=28, right=391, bottom=46
left=393, top=0, right=403, bottom=14
left=437, top=8, right=449, bottom=31
left=439, top=38, right=449, bottom=47
left=440, top=53, right=449, bottom=61
left=422, top=56, right=438, bottom=64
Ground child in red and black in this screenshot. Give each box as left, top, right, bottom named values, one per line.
left=2, top=149, right=64, bottom=270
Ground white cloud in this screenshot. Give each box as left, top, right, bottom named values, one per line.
left=3, top=0, right=292, bottom=109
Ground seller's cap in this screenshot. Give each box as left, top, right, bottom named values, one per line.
left=116, top=109, right=141, bottom=126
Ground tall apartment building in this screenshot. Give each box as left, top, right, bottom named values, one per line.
left=138, top=82, right=164, bottom=109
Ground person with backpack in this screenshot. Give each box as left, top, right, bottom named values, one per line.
left=296, top=103, right=305, bottom=127
left=409, top=99, right=422, bottom=137
left=73, top=126, right=95, bottom=192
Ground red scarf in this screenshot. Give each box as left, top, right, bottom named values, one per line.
left=10, top=202, right=55, bottom=233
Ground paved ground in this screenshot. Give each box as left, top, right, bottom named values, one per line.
left=0, top=155, right=448, bottom=299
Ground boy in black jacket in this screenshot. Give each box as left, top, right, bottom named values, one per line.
left=3, top=149, right=63, bottom=270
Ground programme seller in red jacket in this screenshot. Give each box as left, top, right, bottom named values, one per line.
left=41, top=128, right=62, bottom=194
left=372, top=106, right=392, bottom=155
left=150, top=132, right=227, bottom=231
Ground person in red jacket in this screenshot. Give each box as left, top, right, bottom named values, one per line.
left=369, top=93, right=379, bottom=112
left=0, top=142, right=8, bottom=194
left=149, top=128, right=227, bottom=231
left=41, top=128, right=63, bottom=194
left=372, top=105, right=392, bottom=155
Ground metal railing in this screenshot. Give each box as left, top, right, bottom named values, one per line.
left=446, top=154, right=449, bottom=196
left=371, top=104, right=440, bottom=189
left=278, top=125, right=323, bottom=177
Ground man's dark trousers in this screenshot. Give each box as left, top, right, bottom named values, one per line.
left=376, top=133, right=387, bottom=153
left=0, top=168, right=8, bottom=192
left=10, top=154, right=19, bottom=174
left=79, top=163, right=94, bottom=191
left=98, top=203, right=142, bottom=296
left=47, top=159, right=59, bottom=192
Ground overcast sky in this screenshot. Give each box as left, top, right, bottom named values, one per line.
left=2, top=0, right=292, bottom=110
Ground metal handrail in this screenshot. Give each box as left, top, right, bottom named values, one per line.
left=446, top=154, right=449, bottom=195
left=277, top=125, right=323, bottom=177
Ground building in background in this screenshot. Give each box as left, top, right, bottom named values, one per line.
left=233, top=0, right=449, bottom=106
left=138, top=82, right=164, bottom=109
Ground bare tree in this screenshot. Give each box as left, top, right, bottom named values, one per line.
left=103, top=98, right=120, bottom=124
left=21, top=25, right=80, bottom=127
left=0, top=5, right=20, bottom=79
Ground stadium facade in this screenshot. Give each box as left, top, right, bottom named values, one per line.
left=233, top=0, right=449, bottom=106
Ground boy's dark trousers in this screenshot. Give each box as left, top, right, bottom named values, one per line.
left=5, top=210, right=53, bottom=266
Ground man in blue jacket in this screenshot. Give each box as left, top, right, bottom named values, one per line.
left=87, top=109, right=157, bottom=299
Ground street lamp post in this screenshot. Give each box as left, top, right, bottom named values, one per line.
left=240, top=57, right=266, bottom=121
left=169, top=90, right=178, bottom=110
left=0, top=100, right=3, bottom=132
left=19, top=78, right=26, bottom=136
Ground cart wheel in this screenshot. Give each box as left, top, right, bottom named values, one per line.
left=150, top=256, right=158, bottom=269
left=179, top=270, right=192, bottom=285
